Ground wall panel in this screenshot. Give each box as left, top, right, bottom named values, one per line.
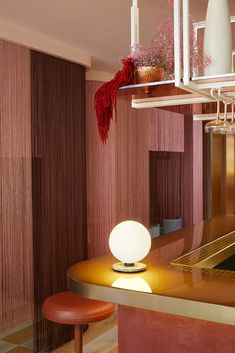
left=0, top=40, right=33, bottom=333
left=149, top=108, right=185, bottom=227
left=116, top=95, right=149, bottom=227
left=118, top=305, right=235, bottom=353
left=211, top=134, right=235, bottom=217
left=86, top=81, right=117, bottom=258
left=193, top=120, right=203, bottom=224
left=149, top=151, right=182, bottom=226
left=86, top=93, right=203, bottom=254
left=149, top=108, right=184, bottom=152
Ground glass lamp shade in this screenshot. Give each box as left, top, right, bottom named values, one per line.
left=109, top=220, right=151, bottom=272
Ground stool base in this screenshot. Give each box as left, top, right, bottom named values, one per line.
left=74, top=325, right=82, bottom=353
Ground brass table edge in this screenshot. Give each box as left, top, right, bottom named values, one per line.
left=67, top=274, right=235, bottom=327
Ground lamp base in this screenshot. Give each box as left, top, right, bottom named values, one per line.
left=112, top=262, right=147, bottom=273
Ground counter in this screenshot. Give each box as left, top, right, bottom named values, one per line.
left=68, top=215, right=235, bottom=326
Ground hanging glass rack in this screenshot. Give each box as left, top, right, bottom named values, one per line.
left=121, top=0, right=235, bottom=111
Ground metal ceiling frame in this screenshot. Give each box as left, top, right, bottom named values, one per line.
left=130, top=0, right=235, bottom=111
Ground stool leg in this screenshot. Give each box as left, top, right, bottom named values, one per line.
left=74, top=324, right=82, bottom=353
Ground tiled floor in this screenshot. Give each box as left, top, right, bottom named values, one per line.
left=0, top=325, right=33, bottom=353
left=0, top=314, right=117, bottom=353
left=53, top=313, right=118, bottom=353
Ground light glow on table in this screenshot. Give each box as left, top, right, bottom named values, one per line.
left=112, top=276, right=152, bottom=293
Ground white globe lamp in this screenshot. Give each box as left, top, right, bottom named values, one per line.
left=109, top=220, right=151, bottom=273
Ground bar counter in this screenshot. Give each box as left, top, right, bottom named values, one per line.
left=68, top=215, right=235, bottom=326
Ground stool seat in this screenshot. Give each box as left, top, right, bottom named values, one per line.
left=43, top=291, right=115, bottom=325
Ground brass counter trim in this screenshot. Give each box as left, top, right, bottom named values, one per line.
left=67, top=274, right=235, bottom=326
left=171, top=230, right=235, bottom=275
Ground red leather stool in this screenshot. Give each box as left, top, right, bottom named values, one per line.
left=42, top=291, right=115, bottom=353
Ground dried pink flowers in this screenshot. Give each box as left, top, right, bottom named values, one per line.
left=129, top=0, right=210, bottom=79
left=130, top=44, right=170, bottom=70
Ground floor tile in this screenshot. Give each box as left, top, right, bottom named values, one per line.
left=53, top=341, right=74, bottom=353
left=53, top=312, right=118, bottom=353
left=7, top=347, right=33, bottom=353
left=21, top=339, right=33, bottom=350
left=83, top=314, right=117, bottom=345
left=0, top=321, right=32, bottom=340
left=21, top=338, right=34, bottom=350
left=0, top=340, right=17, bottom=353
left=107, top=347, right=118, bottom=353
left=83, top=326, right=117, bottom=353
left=3, top=326, right=33, bottom=345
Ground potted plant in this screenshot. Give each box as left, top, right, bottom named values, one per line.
left=130, top=44, right=167, bottom=93
left=129, top=1, right=210, bottom=93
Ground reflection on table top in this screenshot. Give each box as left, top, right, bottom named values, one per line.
left=67, top=215, right=235, bottom=326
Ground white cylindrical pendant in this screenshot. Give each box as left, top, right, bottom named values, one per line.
left=131, top=1, right=139, bottom=47
left=204, top=0, right=232, bottom=76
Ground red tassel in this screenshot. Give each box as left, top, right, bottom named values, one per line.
left=95, top=58, right=135, bottom=144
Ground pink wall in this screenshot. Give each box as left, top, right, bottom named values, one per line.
left=118, top=305, right=235, bottom=353
left=86, top=82, right=204, bottom=256
left=149, top=108, right=184, bottom=152
left=86, top=81, right=117, bottom=258
left=115, top=96, right=150, bottom=226
left=0, top=40, right=33, bottom=333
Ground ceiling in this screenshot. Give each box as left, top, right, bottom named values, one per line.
left=0, top=0, right=234, bottom=75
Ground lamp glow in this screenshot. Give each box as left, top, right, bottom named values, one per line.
left=112, top=277, right=152, bottom=293
left=109, top=220, right=151, bottom=273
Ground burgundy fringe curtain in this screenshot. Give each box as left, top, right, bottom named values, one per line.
left=149, top=151, right=182, bottom=226
left=0, top=39, right=87, bottom=352
left=31, top=52, right=87, bottom=352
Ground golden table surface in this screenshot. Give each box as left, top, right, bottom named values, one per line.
left=67, top=215, right=235, bottom=326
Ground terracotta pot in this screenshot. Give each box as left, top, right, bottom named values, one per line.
left=135, top=66, right=164, bottom=94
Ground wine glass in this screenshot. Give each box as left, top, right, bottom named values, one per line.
left=229, top=101, right=235, bottom=134
left=205, top=95, right=224, bottom=133
left=214, top=100, right=231, bottom=134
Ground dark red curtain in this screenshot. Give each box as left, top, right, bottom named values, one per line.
left=31, top=51, right=87, bottom=352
